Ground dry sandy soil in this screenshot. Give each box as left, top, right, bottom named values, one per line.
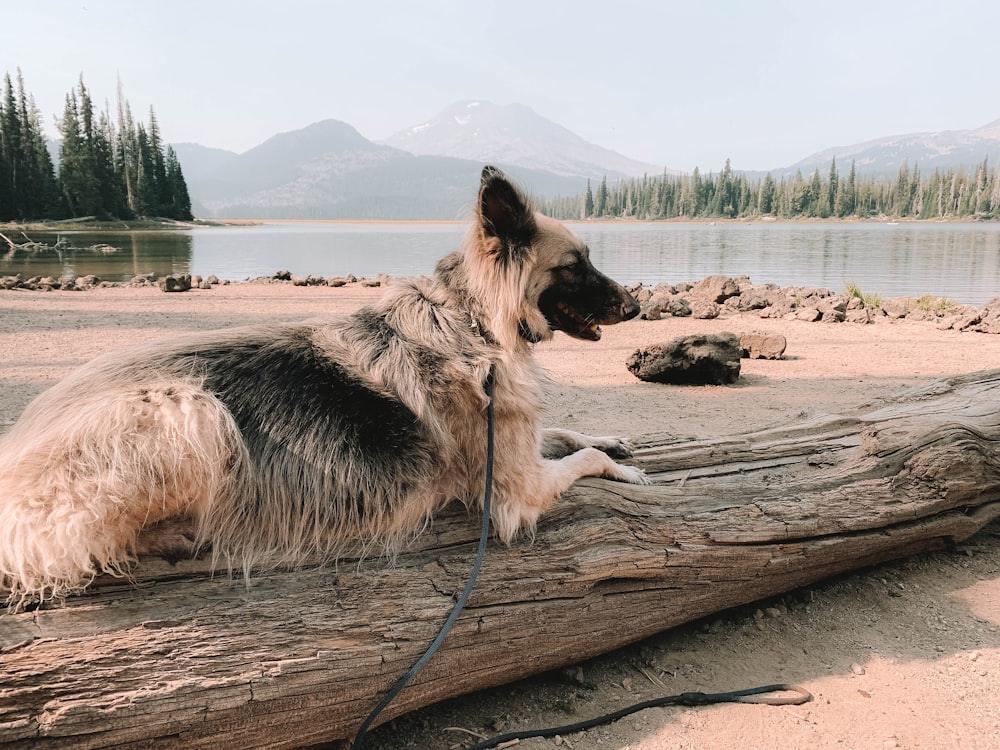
left=1, top=282, right=998, bottom=750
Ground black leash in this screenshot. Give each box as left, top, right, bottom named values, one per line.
left=463, top=683, right=813, bottom=750
left=351, top=366, right=812, bottom=749
left=350, top=367, right=496, bottom=750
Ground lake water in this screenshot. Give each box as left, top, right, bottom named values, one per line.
left=3, top=221, right=1000, bottom=306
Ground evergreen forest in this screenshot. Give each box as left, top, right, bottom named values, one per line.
left=0, top=70, right=192, bottom=223
left=541, top=157, right=1000, bottom=222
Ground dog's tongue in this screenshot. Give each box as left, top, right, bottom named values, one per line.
left=557, top=301, right=603, bottom=341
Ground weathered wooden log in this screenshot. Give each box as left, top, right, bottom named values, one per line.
left=2, top=369, right=1000, bottom=749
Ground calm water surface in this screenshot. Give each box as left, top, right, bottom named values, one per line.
left=4, top=221, right=1000, bottom=306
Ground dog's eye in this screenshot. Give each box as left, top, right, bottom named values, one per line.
left=555, top=256, right=583, bottom=273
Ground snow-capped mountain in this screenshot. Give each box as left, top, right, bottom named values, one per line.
left=382, top=101, right=669, bottom=180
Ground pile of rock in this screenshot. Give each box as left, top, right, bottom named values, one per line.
left=0, top=272, right=190, bottom=291
left=2, top=269, right=998, bottom=337
left=247, top=270, right=386, bottom=288
left=0, top=269, right=384, bottom=292
left=630, top=274, right=1000, bottom=334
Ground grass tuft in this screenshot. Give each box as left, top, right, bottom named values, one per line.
left=845, top=282, right=882, bottom=309
left=913, top=294, right=956, bottom=313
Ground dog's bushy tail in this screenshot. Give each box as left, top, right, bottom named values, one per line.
left=0, top=381, right=237, bottom=609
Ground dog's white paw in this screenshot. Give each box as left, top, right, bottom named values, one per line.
left=609, top=463, right=650, bottom=485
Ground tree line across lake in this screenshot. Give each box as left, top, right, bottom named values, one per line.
left=0, top=70, right=192, bottom=223
left=541, top=157, right=1000, bottom=222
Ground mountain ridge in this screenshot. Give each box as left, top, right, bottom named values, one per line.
left=781, top=118, right=1000, bottom=177
left=171, top=105, right=1000, bottom=219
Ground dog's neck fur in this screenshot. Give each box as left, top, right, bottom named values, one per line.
left=432, top=249, right=540, bottom=351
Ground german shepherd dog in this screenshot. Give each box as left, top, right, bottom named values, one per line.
left=0, top=166, right=646, bottom=608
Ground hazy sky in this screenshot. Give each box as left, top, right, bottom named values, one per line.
left=4, top=0, right=998, bottom=172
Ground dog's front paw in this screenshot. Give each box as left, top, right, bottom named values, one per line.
left=593, top=436, right=635, bottom=460
left=608, top=463, right=650, bottom=485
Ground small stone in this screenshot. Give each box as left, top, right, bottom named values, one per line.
left=739, top=331, right=787, bottom=359
left=690, top=299, right=720, bottom=319
left=692, top=274, right=741, bottom=303
left=640, top=302, right=662, bottom=320
left=851, top=662, right=866, bottom=675
left=158, top=273, right=192, bottom=292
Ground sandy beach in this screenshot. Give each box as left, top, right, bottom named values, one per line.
left=1, top=282, right=998, bottom=750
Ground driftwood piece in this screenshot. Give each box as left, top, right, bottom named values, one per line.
left=3, top=369, right=1000, bottom=749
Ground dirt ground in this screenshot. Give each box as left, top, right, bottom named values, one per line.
left=1, top=282, right=998, bottom=750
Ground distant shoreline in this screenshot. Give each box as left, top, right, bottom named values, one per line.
left=2, top=214, right=989, bottom=234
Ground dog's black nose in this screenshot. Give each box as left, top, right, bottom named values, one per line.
left=622, top=296, right=640, bottom=321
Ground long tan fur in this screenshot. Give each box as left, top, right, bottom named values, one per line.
left=0, top=167, right=645, bottom=609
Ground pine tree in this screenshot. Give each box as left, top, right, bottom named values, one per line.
left=807, top=169, right=824, bottom=217
left=164, top=145, right=192, bottom=220
left=116, top=81, right=139, bottom=216
left=56, top=91, right=79, bottom=216
left=688, top=167, right=702, bottom=216
left=146, top=108, right=170, bottom=215
left=23, top=91, right=62, bottom=218
left=989, top=160, right=1000, bottom=216
left=908, top=163, right=922, bottom=217
left=1, top=73, right=21, bottom=219
left=594, top=175, right=608, bottom=217
left=134, top=123, right=157, bottom=216
left=786, top=171, right=806, bottom=216
left=582, top=178, right=593, bottom=218
left=58, top=79, right=103, bottom=217
left=843, top=160, right=857, bottom=217
left=893, top=160, right=911, bottom=216
left=0, top=70, right=63, bottom=220
left=758, top=173, right=775, bottom=215
left=826, top=158, right=838, bottom=218
left=12, top=72, right=37, bottom=218
left=973, top=156, right=991, bottom=215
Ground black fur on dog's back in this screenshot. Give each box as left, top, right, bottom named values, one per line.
left=176, top=327, right=431, bottom=519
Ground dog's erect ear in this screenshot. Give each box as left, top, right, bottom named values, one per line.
left=478, top=166, right=536, bottom=254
